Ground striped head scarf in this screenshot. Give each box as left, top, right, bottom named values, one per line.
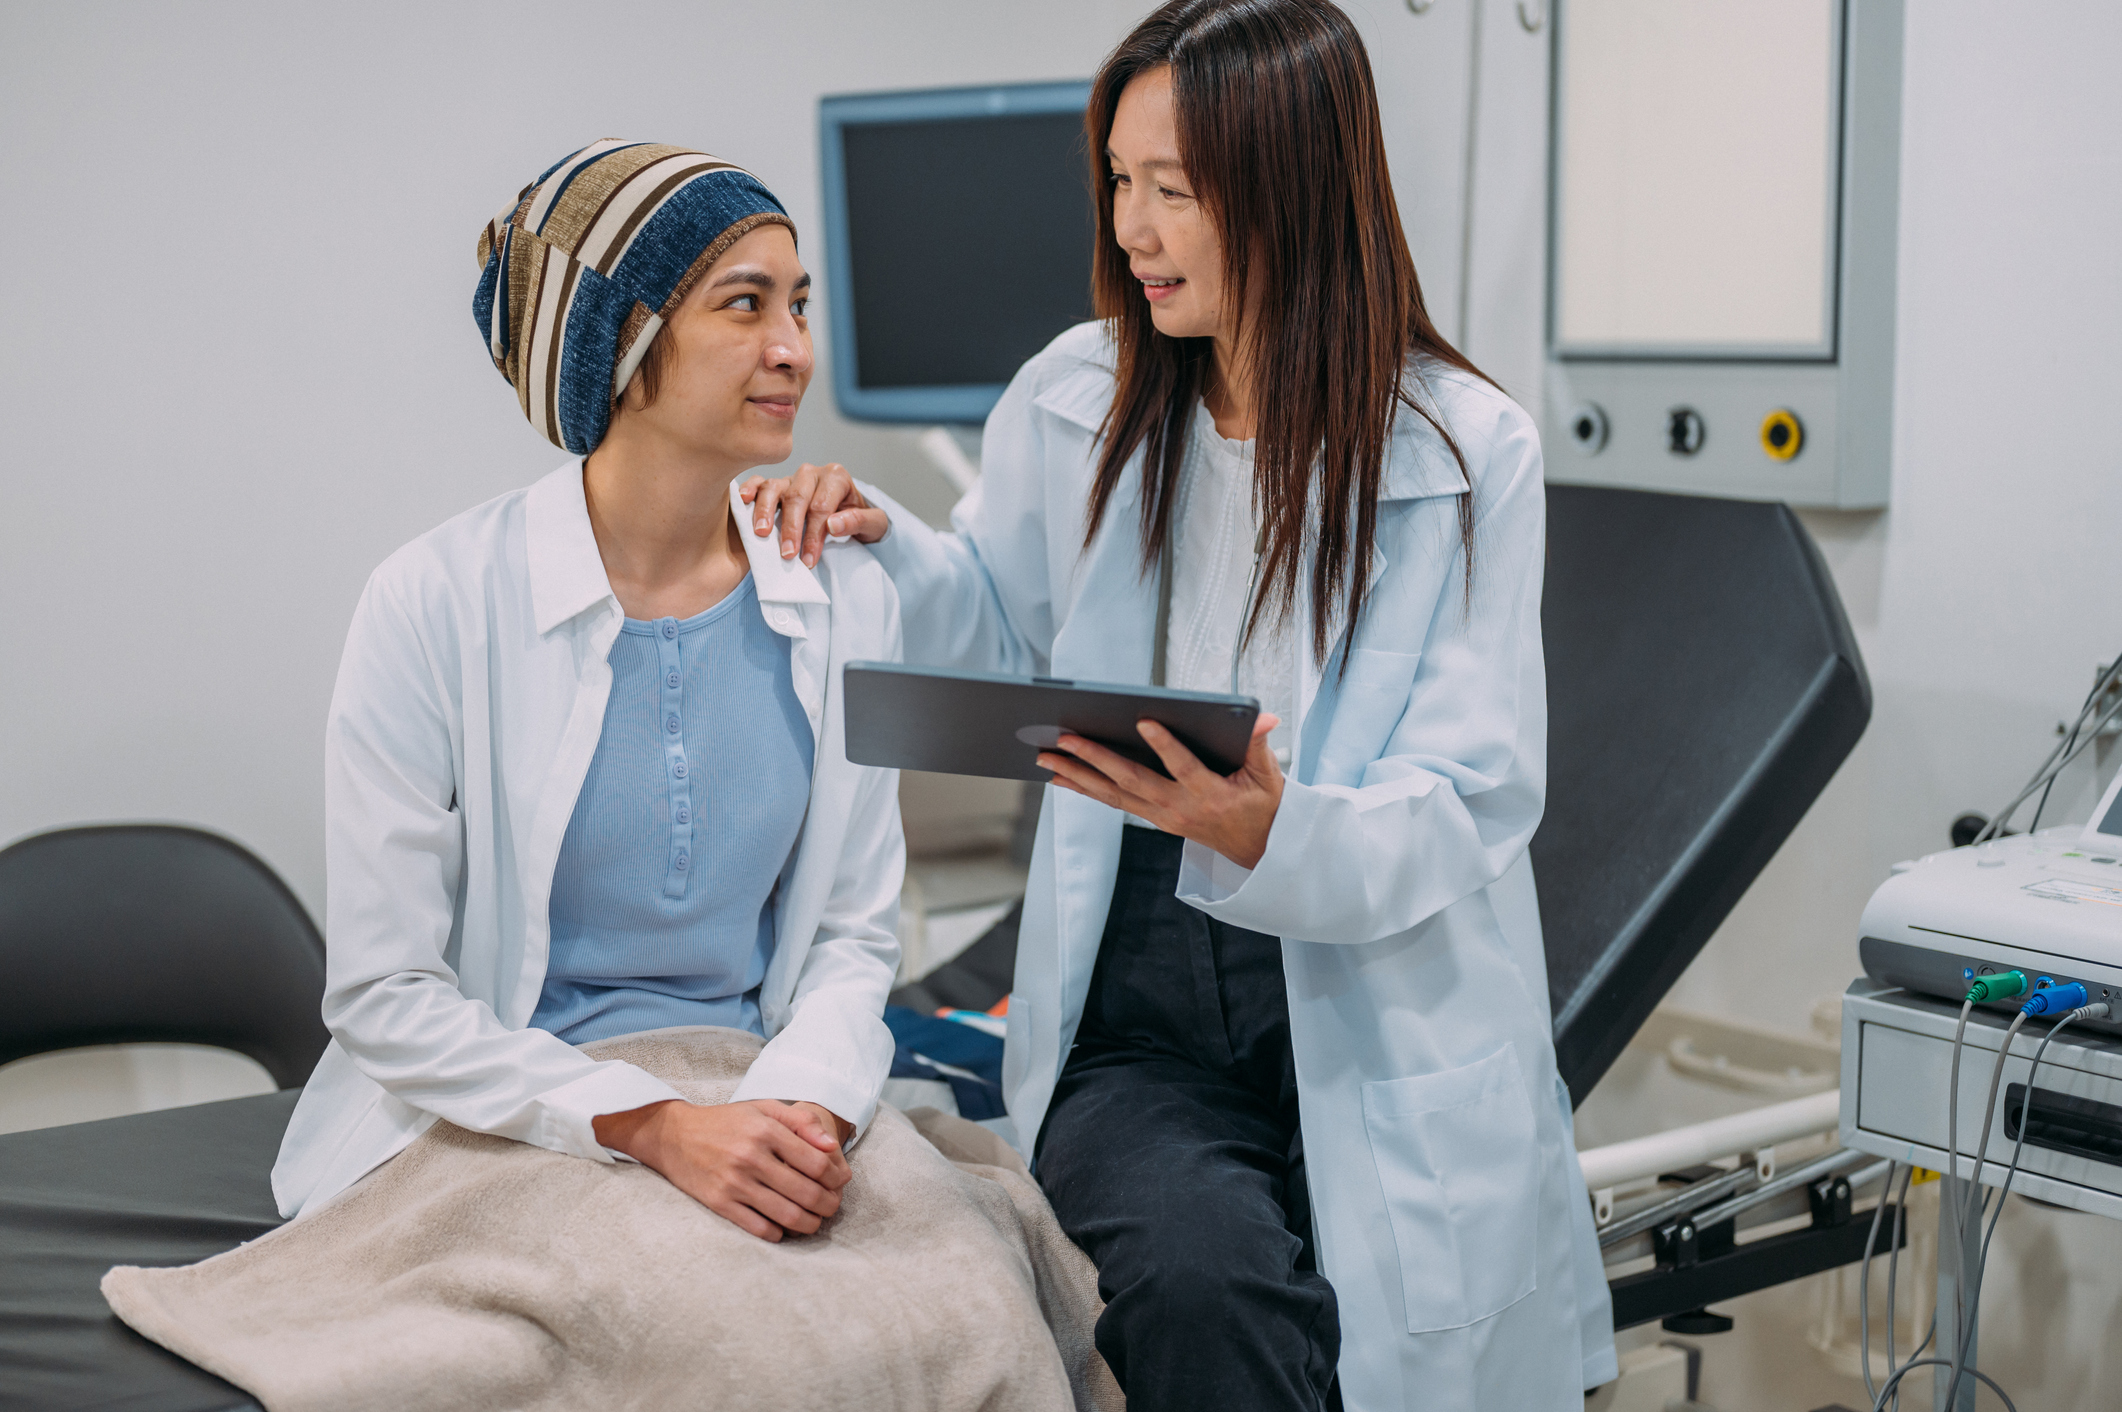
left=473, top=140, right=795, bottom=455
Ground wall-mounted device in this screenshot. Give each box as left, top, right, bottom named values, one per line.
left=819, top=82, right=1095, bottom=425
left=1543, top=0, right=1903, bottom=507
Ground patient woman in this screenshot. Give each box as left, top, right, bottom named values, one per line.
left=270, top=142, right=904, bottom=1243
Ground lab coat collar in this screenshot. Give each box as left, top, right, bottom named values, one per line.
left=521, top=462, right=830, bottom=636
left=727, top=478, right=830, bottom=610
left=525, top=462, right=615, bottom=635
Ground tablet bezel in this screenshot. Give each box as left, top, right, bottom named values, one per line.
left=843, top=662, right=1261, bottom=783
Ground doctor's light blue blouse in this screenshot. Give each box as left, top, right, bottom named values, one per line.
left=533, top=575, right=815, bottom=1045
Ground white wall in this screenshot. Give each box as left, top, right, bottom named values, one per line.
left=0, top=0, right=1120, bottom=907
left=0, top=0, right=1489, bottom=915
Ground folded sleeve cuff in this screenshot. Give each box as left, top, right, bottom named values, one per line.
left=536, top=1061, right=687, bottom=1163
left=733, top=1050, right=882, bottom=1146
left=1173, top=781, right=1323, bottom=936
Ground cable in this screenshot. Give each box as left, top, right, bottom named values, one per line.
left=1867, top=1358, right=2018, bottom=1412
left=1977, top=654, right=2120, bottom=841
left=1882, top=1164, right=1914, bottom=1409
left=1893, top=1314, right=1935, bottom=1412
left=1858, top=1160, right=1897, bottom=1404
left=1935, top=981, right=2021, bottom=1411
left=2030, top=665, right=2110, bottom=831
left=1977, top=653, right=2122, bottom=842
left=1944, top=997, right=1973, bottom=1327
left=1939, top=1010, right=2029, bottom=1407
left=1950, top=1002, right=2114, bottom=1410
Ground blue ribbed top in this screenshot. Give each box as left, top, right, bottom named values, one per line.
left=532, top=577, right=814, bottom=1044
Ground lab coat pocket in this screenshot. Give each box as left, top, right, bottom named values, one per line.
left=1361, top=1042, right=1539, bottom=1333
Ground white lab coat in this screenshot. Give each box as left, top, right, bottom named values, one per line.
left=271, top=465, right=904, bottom=1220
left=863, top=323, right=1617, bottom=1410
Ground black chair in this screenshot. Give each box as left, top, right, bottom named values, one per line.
left=0, top=824, right=329, bottom=1087
left=1534, top=485, right=1870, bottom=1104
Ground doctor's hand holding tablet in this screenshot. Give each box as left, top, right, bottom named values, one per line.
left=741, top=468, right=1287, bottom=869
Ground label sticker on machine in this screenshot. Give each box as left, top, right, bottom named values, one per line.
left=2024, top=878, right=2122, bottom=908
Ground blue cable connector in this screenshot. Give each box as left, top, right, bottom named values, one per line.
left=2022, top=981, right=2090, bottom=1017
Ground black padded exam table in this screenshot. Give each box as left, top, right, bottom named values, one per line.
left=0, top=1092, right=296, bottom=1412
left=0, top=483, right=1870, bottom=1407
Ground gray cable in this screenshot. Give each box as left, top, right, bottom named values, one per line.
left=1944, top=997, right=1973, bottom=1328
left=1939, top=1011, right=2028, bottom=1408
left=1868, top=1357, right=2017, bottom=1412
left=1859, top=1160, right=1897, bottom=1404
left=1949, top=1004, right=2110, bottom=1411
left=1883, top=1165, right=1917, bottom=1412
left=1977, top=654, right=2122, bottom=842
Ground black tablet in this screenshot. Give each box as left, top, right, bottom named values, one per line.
left=844, top=662, right=1260, bottom=783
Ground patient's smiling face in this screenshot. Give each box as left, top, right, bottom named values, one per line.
left=613, top=223, right=814, bottom=472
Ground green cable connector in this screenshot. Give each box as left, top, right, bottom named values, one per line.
left=1965, top=970, right=2029, bottom=1004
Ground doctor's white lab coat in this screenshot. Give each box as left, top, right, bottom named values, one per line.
left=863, top=323, right=1617, bottom=1411
left=271, top=467, right=904, bottom=1220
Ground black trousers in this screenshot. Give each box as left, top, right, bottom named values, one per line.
left=1035, top=828, right=1341, bottom=1411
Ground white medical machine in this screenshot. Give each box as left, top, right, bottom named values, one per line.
left=1843, top=763, right=2122, bottom=1222
left=1838, top=759, right=2122, bottom=1409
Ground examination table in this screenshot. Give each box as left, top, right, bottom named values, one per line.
left=1, top=1092, right=293, bottom=1411
left=0, top=483, right=1871, bottom=1407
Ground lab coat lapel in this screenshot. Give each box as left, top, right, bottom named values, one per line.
left=728, top=481, right=831, bottom=742
left=1294, top=419, right=1456, bottom=780
left=1041, top=466, right=1155, bottom=1055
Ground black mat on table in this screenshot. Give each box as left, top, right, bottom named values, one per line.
left=0, top=1091, right=296, bottom=1412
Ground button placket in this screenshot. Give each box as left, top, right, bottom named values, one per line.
left=657, top=618, right=693, bottom=899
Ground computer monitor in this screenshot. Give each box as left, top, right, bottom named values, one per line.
left=818, top=81, right=1096, bottom=424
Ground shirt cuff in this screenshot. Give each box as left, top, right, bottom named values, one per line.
left=732, top=1053, right=881, bottom=1146
left=537, top=1061, right=688, bottom=1163
left=1173, top=780, right=1321, bottom=935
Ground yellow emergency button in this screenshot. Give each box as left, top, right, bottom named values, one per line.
left=1760, top=409, right=1803, bottom=461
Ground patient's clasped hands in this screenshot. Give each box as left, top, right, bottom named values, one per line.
left=593, top=1099, right=854, bottom=1242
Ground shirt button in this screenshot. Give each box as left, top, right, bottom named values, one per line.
left=660, top=620, right=676, bottom=639
left=673, top=761, right=688, bottom=778
left=666, top=715, right=681, bottom=734
left=675, top=808, right=690, bottom=825
left=674, top=852, right=689, bottom=871
left=666, top=671, right=681, bottom=689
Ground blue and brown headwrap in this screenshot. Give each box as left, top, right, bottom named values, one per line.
left=473, top=140, right=794, bottom=454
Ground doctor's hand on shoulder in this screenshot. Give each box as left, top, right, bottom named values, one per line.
left=593, top=1098, right=853, bottom=1243
left=740, top=463, right=889, bottom=567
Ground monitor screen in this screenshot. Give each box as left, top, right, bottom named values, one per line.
left=1551, top=0, right=1843, bottom=359
left=821, top=83, right=1096, bottom=423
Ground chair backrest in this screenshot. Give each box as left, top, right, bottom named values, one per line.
left=0, top=825, right=328, bottom=1088
left=1535, top=486, right=1870, bottom=1105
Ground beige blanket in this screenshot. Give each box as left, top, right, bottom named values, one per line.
left=103, top=1027, right=1122, bottom=1412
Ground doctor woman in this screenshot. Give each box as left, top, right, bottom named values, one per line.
left=749, top=1, right=1614, bottom=1407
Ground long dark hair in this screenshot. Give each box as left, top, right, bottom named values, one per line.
left=1084, top=0, right=1487, bottom=664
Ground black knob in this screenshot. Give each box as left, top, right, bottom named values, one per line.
left=1667, top=407, right=1705, bottom=456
